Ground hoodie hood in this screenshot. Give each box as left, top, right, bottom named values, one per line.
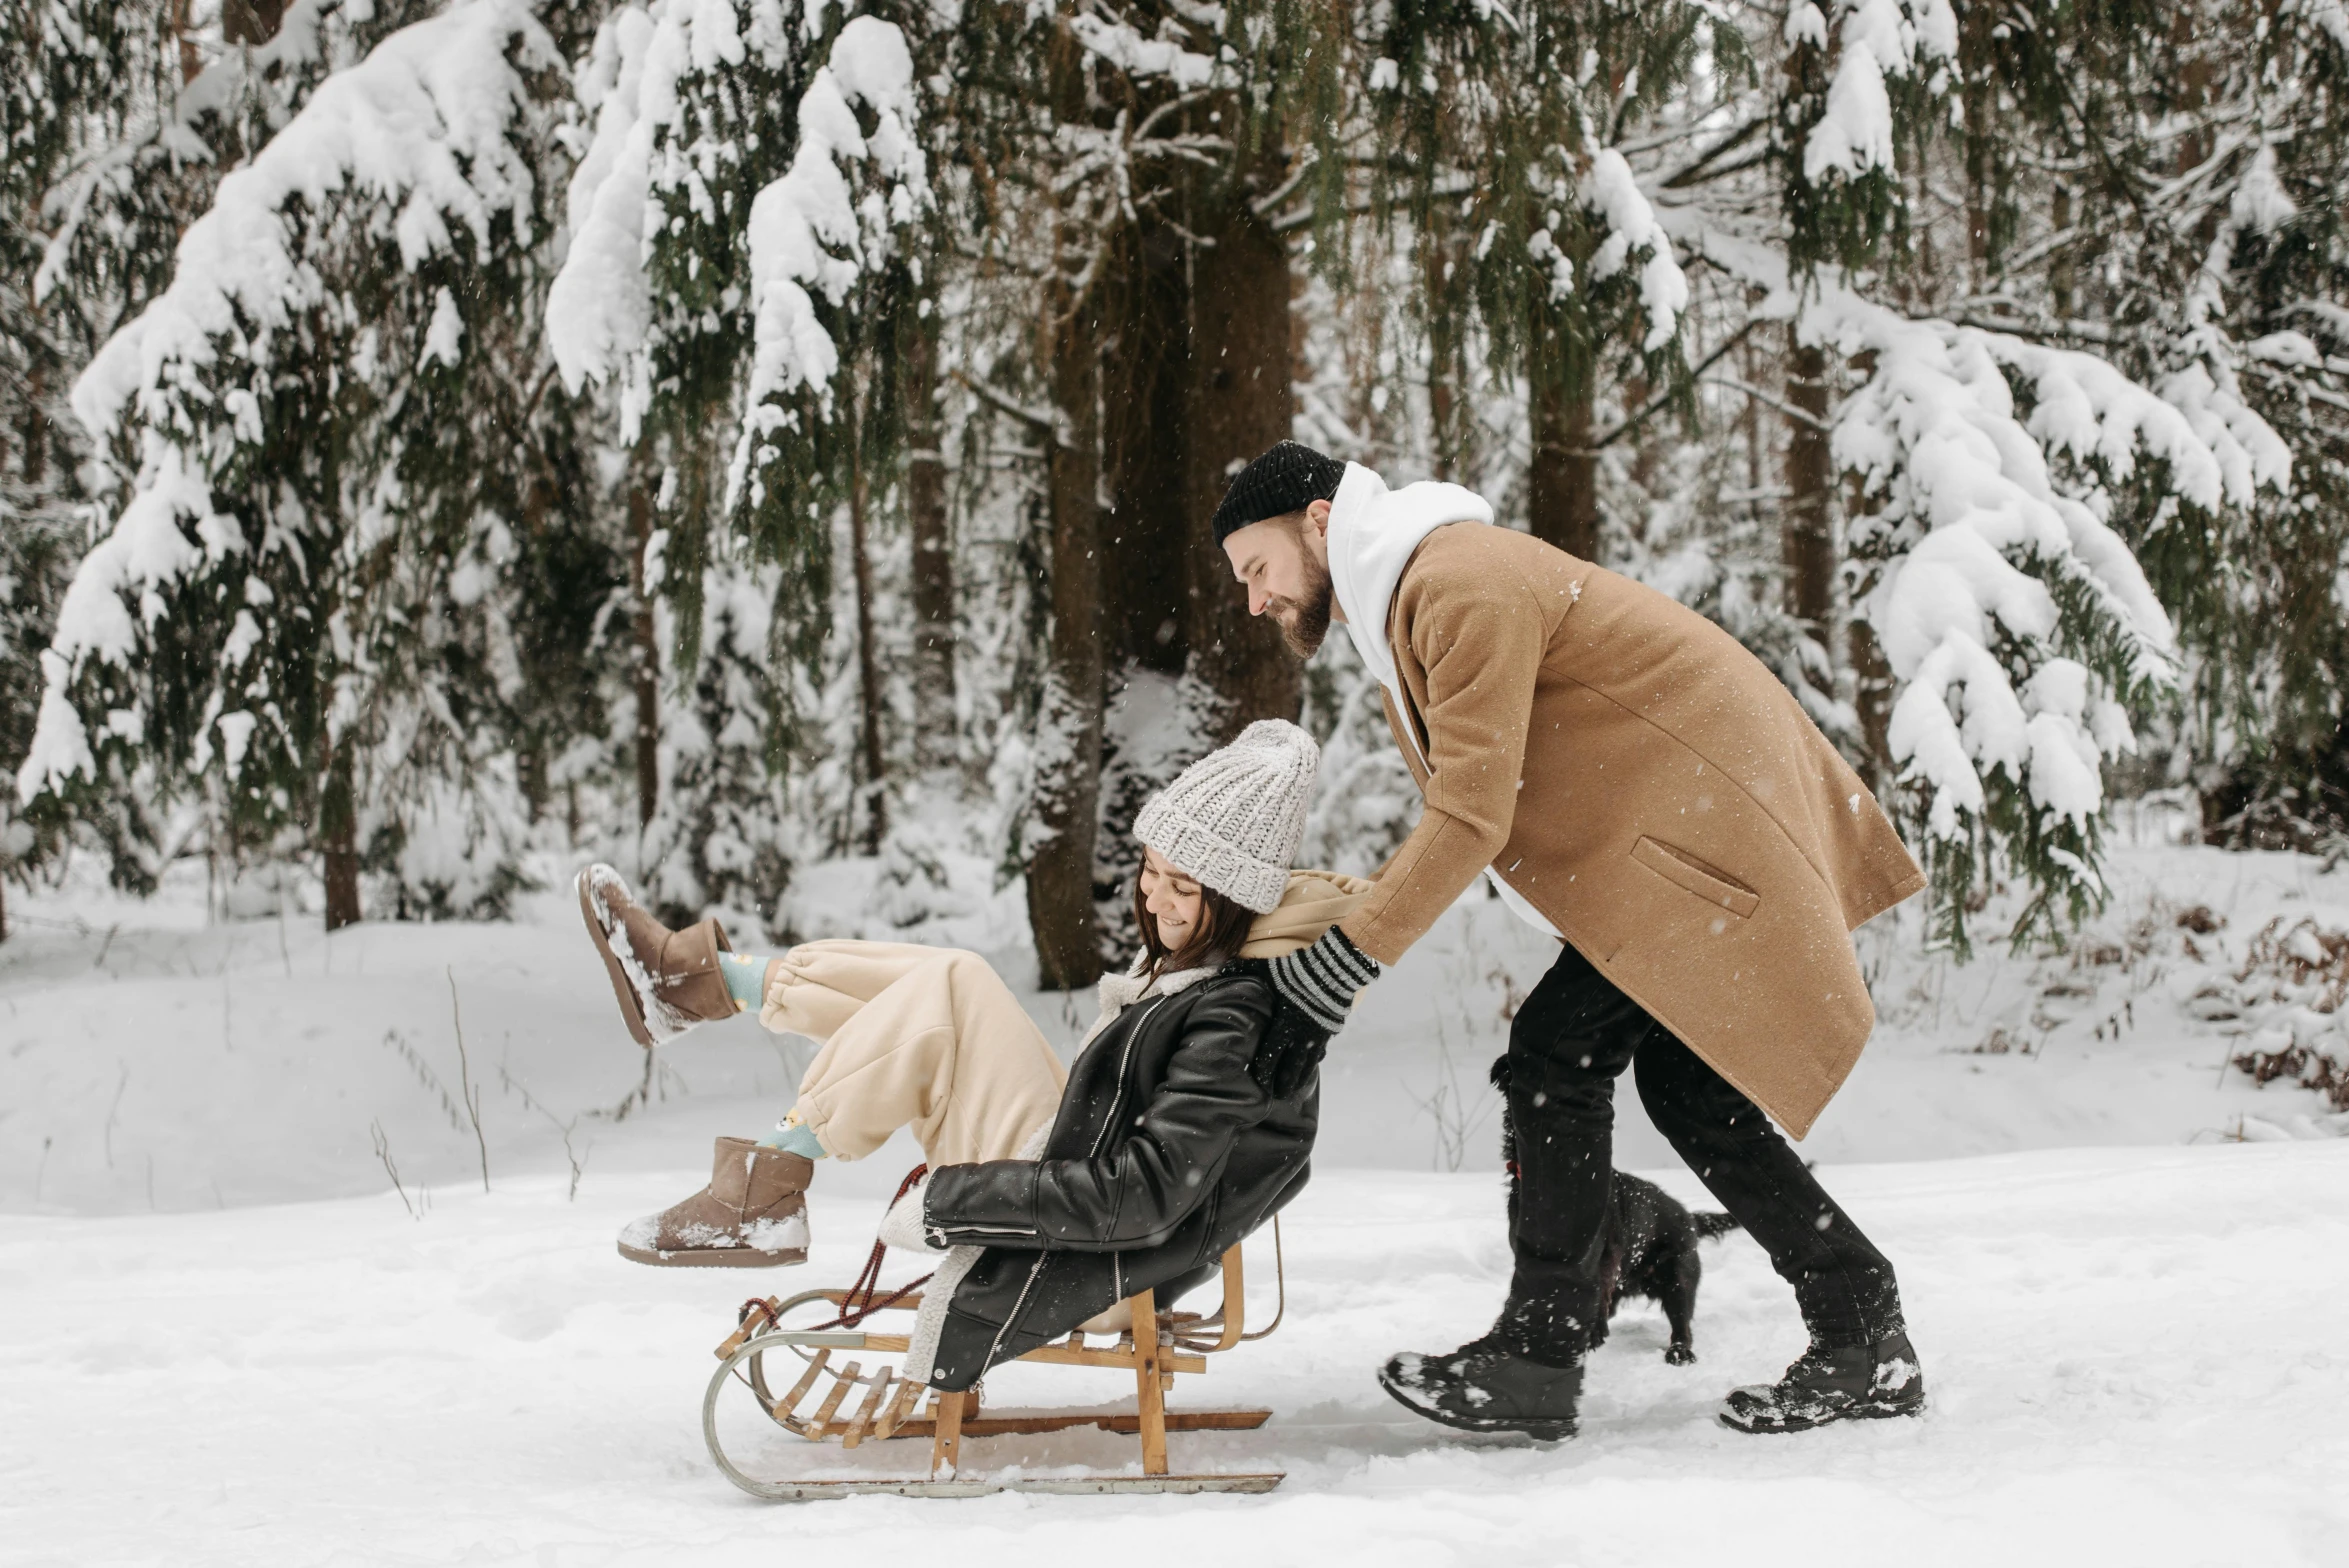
left=1326, top=461, right=1494, bottom=696
left=1237, top=868, right=1373, bottom=957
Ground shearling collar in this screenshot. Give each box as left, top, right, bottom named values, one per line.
left=1080, top=955, right=1219, bottom=1052
left=1325, top=461, right=1494, bottom=697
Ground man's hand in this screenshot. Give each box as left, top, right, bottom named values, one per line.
left=1248, top=987, right=1332, bottom=1099
left=1239, top=927, right=1382, bottom=1098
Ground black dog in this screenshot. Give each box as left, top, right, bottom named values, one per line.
left=1494, top=1056, right=1740, bottom=1364
left=1592, top=1169, right=1740, bottom=1364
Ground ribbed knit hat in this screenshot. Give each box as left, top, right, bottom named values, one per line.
left=1209, top=441, right=1349, bottom=545
left=1133, top=720, right=1320, bottom=913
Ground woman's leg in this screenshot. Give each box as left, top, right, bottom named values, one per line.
left=760, top=941, right=1067, bottom=1167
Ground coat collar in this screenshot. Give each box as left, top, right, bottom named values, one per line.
left=1083, top=955, right=1220, bottom=1051
left=1325, top=461, right=1494, bottom=697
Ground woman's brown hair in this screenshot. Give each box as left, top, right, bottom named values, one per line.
left=1133, top=860, right=1254, bottom=978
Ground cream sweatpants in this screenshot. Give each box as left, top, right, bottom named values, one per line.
left=758, top=941, right=1068, bottom=1167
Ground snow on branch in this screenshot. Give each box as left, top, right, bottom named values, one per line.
left=1067, top=12, right=1216, bottom=89
left=543, top=0, right=774, bottom=430
left=545, top=2, right=929, bottom=481
left=1823, top=297, right=2195, bottom=837
left=72, top=0, right=556, bottom=444
left=1667, top=217, right=2287, bottom=922
left=34, top=0, right=353, bottom=306
left=728, top=14, right=928, bottom=510
left=1795, top=0, right=1957, bottom=184
left=1581, top=149, right=1687, bottom=351
left=19, top=0, right=556, bottom=805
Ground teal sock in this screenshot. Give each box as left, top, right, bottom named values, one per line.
left=718, top=951, right=769, bottom=1013
left=758, top=1120, right=826, bottom=1159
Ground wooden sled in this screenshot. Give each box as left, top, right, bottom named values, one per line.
left=702, top=1208, right=1287, bottom=1500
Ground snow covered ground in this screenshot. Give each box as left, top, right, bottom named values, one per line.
left=5, top=830, right=2348, bottom=1562
left=4, top=1148, right=2343, bottom=1564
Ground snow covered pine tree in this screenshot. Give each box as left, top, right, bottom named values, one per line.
left=548, top=1, right=931, bottom=927
left=17, top=0, right=570, bottom=928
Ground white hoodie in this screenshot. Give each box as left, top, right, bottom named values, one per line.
left=1326, top=461, right=1492, bottom=694
left=1324, top=461, right=1564, bottom=941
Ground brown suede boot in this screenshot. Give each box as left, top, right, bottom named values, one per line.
left=617, top=1137, right=813, bottom=1267
left=576, top=864, right=739, bottom=1047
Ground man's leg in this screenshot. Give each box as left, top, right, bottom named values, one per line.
left=1631, top=1031, right=1923, bottom=1430
left=1630, top=1030, right=1900, bottom=1344
left=1493, top=942, right=1653, bottom=1362
left=1378, top=942, right=1643, bottom=1439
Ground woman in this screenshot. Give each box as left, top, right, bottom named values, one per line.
left=577, top=720, right=1366, bottom=1390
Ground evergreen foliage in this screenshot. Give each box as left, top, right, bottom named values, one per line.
left=8, top=0, right=2348, bottom=969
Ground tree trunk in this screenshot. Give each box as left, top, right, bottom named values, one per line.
left=2050, top=184, right=2075, bottom=320
left=0, top=866, right=9, bottom=946
left=321, top=740, right=360, bottom=932
left=171, top=0, right=200, bottom=82
left=1029, top=283, right=1107, bottom=990
left=1959, top=0, right=1997, bottom=286
left=221, top=0, right=284, bottom=46
left=1423, top=211, right=1461, bottom=482
left=1027, top=23, right=1108, bottom=990
left=1099, top=220, right=1192, bottom=678
left=628, top=480, right=659, bottom=829
left=846, top=383, right=887, bottom=854
left=1528, top=362, right=1599, bottom=560
left=1181, top=167, right=1301, bottom=739
left=904, top=313, right=958, bottom=771
left=1783, top=340, right=1835, bottom=635
left=1849, top=618, right=1897, bottom=796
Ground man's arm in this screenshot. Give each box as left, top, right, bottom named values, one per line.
left=1339, top=538, right=1548, bottom=966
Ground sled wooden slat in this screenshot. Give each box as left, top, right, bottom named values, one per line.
left=774, top=1347, right=831, bottom=1423
left=841, top=1367, right=893, bottom=1449
left=807, top=1360, right=859, bottom=1438
left=1016, top=1341, right=1207, bottom=1374
left=873, top=1376, right=923, bottom=1441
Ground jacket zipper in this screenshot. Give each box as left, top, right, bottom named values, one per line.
left=977, top=995, right=1165, bottom=1371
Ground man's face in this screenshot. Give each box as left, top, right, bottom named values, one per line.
left=1223, top=502, right=1335, bottom=658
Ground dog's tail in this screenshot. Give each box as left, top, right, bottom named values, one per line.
left=1691, top=1211, right=1741, bottom=1240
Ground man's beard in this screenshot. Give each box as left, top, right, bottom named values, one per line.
left=1267, top=552, right=1334, bottom=659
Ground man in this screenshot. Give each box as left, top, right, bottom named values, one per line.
left=1222, top=441, right=1929, bottom=1439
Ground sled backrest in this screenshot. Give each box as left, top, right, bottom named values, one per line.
left=1165, top=1217, right=1285, bottom=1352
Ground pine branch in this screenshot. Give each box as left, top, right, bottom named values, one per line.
left=1591, top=318, right=1761, bottom=451
left=1658, top=115, right=1768, bottom=190
left=1705, top=374, right=1830, bottom=432
left=952, top=369, right=1053, bottom=431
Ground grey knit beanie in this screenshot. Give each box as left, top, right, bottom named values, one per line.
left=1132, top=720, right=1320, bottom=914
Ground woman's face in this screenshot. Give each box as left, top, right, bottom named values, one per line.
left=1139, top=847, right=1205, bottom=951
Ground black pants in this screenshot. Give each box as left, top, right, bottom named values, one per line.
left=1495, top=942, right=1903, bottom=1365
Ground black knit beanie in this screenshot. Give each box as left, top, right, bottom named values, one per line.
left=1209, top=441, right=1348, bottom=546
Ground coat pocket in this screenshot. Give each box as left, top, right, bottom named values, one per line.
left=1631, top=836, right=1759, bottom=919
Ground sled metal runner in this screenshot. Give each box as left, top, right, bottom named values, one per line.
left=702, top=1215, right=1287, bottom=1500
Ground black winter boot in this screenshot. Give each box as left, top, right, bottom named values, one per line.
left=1718, top=1330, right=1924, bottom=1433
left=1378, top=1335, right=1583, bottom=1441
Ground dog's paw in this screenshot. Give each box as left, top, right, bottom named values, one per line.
left=1664, top=1344, right=1696, bottom=1366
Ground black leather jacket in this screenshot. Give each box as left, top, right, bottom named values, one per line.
left=915, top=964, right=1314, bottom=1389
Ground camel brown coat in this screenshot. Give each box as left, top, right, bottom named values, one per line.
left=1335, top=524, right=1925, bottom=1139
